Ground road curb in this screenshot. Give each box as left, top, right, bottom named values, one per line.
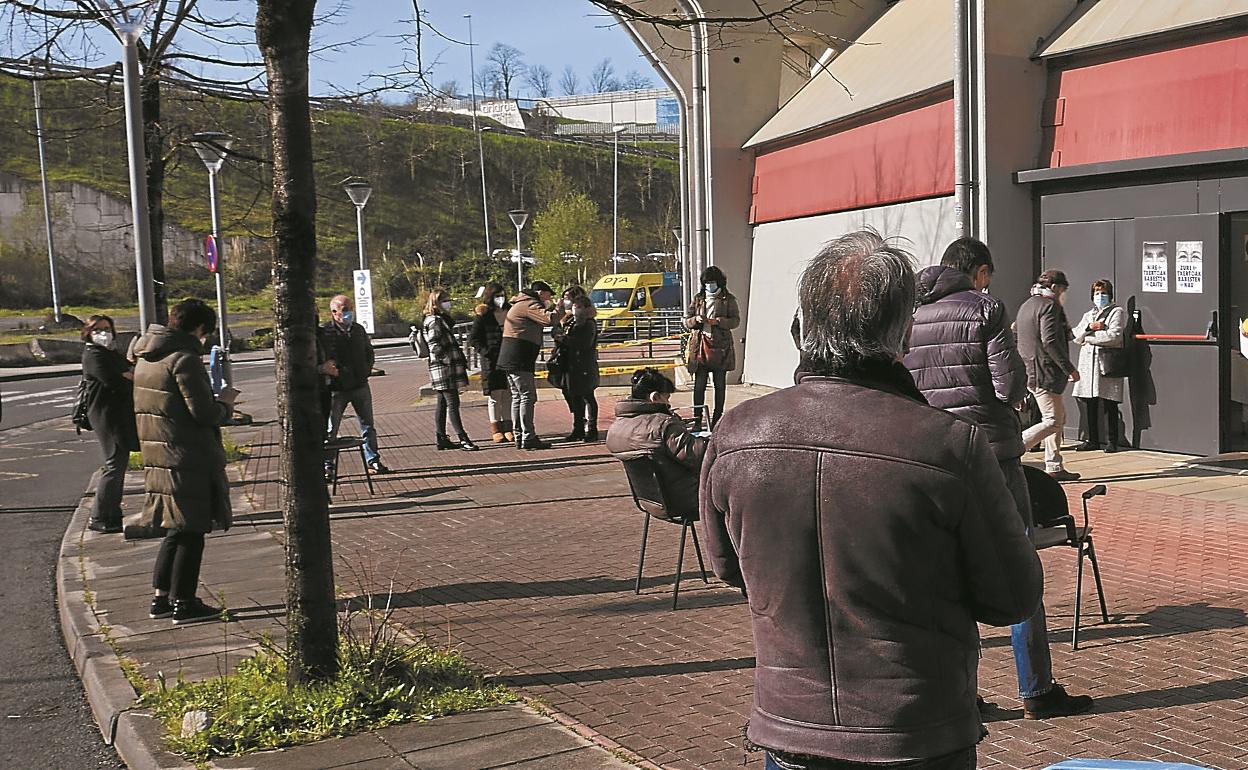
left=56, top=474, right=196, bottom=770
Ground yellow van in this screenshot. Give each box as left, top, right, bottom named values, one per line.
left=590, top=272, right=681, bottom=329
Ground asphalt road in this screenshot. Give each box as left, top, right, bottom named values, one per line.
left=0, top=347, right=421, bottom=768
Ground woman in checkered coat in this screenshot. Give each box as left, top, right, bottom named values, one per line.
left=423, top=289, right=478, bottom=451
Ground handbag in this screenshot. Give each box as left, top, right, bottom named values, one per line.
left=71, top=377, right=102, bottom=434
left=546, top=344, right=567, bottom=389
left=1016, top=391, right=1041, bottom=431
left=1096, top=308, right=1132, bottom=378
left=688, top=330, right=728, bottom=370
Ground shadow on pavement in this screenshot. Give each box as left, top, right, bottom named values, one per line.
left=981, top=602, right=1248, bottom=650
left=501, top=656, right=757, bottom=687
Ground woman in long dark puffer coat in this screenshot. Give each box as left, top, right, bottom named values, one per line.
left=553, top=294, right=601, bottom=441
left=423, top=288, right=478, bottom=452
left=81, top=314, right=138, bottom=534
left=468, top=281, right=512, bottom=443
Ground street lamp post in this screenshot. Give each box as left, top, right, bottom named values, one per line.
left=466, top=15, right=491, bottom=258
left=611, top=124, right=627, bottom=275
left=103, top=5, right=157, bottom=332
left=343, top=178, right=373, bottom=271
left=31, top=75, right=61, bottom=323
left=191, top=131, right=235, bottom=382
left=509, top=210, right=529, bottom=289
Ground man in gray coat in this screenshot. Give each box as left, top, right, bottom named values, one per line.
left=1017, top=269, right=1080, bottom=481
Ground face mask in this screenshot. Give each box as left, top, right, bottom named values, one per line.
left=1093, top=293, right=1110, bottom=309
left=563, top=299, right=573, bottom=309
left=340, top=310, right=355, bottom=325
left=704, top=282, right=719, bottom=295
left=91, top=330, right=114, bottom=348
left=440, top=300, right=454, bottom=312
left=493, top=296, right=505, bottom=308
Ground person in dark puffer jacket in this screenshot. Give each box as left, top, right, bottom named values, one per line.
left=904, top=237, right=1093, bottom=721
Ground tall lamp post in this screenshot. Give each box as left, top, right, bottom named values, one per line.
left=191, top=131, right=235, bottom=381
left=466, top=14, right=491, bottom=258
left=343, top=178, right=372, bottom=270
left=31, top=72, right=61, bottom=323
left=611, top=124, right=627, bottom=274
left=99, top=3, right=157, bottom=331
left=509, top=209, right=529, bottom=289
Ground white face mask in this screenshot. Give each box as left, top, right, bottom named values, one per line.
left=563, top=299, right=574, bottom=309
left=440, top=300, right=454, bottom=312
left=90, top=330, right=114, bottom=348
left=493, top=296, right=505, bottom=308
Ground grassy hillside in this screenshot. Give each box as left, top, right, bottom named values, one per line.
left=0, top=75, right=678, bottom=309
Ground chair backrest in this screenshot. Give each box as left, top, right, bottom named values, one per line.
left=1022, top=464, right=1070, bottom=527
left=620, top=456, right=683, bottom=522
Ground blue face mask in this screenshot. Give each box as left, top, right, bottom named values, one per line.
left=704, top=282, right=719, bottom=295
left=340, top=310, right=355, bottom=325
left=1093, top=293, right=1110, bottom=309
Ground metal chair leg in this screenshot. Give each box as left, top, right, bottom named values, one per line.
left=1073, top=541, right=1086, bottom=650
left=330, top=449, right=341, bottom=495
left=673, top=522, right=689, bottom=610
left=1086, top=539, right=1109, bottom=623
left=359, top=443, right=375, bottom=494
left=689, top=521, right=709, bottom=583
left=635, top=514, right=652, bottom=594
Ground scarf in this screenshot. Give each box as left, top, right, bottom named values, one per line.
left=1030, top=284, right=1056, bottom=299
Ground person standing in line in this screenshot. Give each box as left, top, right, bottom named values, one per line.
left=319, top=294, right=389, bottom=474
left=469, top=282, right=513, bottom=443
left=81, top=314, right=138, bottom=534
left=1017, top=269, right=1081, bottom=481
left=905, top=237, right=1094, bottom=719
left=497, top=280, right=565, bottom=450
left=684, top=265, right=740, bottom=431
left=1072, top=279, right=1126, bottom=454
left=133, top=299, right=237, bottom=624
left=553, top=295, right=601, bottom=442
left=701, top=231, right=1044, bottom=770
left=422, top=289, right=478, bottom=452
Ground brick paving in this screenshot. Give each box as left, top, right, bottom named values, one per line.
left=224, top=364, right=1248, bottom=770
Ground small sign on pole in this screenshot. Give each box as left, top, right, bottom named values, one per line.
left=353, top=269, right=375, bottom=334
left=205, top=235, right=218, bottom=273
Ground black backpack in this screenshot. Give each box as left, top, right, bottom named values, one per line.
left=71, top=377, right=102, bottom=434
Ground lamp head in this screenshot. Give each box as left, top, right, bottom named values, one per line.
left=190, top=132, right=233, bottom=173
left=342, top=177, right=373, bottom=208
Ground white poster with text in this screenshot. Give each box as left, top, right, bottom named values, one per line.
left=1142, top=242, right=1169, bottom=293
left=353, top=269, right=375, bottom=334
left=1175, top=241, right=1203, bottom=294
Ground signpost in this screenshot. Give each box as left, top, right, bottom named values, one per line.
left=205, top=234, right=218, bottom=273
left=354, top=269, right=375, bottom=334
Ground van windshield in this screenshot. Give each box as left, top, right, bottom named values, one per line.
left=591, top=288, right=633, bottom=309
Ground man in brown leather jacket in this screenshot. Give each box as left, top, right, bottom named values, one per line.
left=700, top=231, right=1044, bottom=770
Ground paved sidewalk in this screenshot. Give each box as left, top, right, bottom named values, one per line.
left=71, top=366, right=1248, bottom=769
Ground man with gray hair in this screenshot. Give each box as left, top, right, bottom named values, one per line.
left=700, top=230, right=1043, bottom=769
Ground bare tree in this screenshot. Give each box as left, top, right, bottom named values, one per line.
left=559, top=65, right=579, bottom=96
left=525, top=64, right=552, bottom=98
left=255, top=0, right=339, bottom=687
left=484, top=43, right=525, bottom=100
left=588, top=57, right=618, bottom=93
left=621, top=69, right=652, bottom=90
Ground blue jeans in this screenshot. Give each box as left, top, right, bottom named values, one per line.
left=327, top=385, right=380, bottom=464
left=999, top=458, right=1053, bottom=698
left=765, top=747, right=975, bottom=770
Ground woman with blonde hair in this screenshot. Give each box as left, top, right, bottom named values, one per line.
left=422, top=289, right=478, bottom=451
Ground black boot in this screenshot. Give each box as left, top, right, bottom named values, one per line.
left=583, top=424, right=599, bottom=442
left=435, top=434, right=456, bottom=450
left=1023, top=683, right=1094, bottom=719
left=458, top=434, right=480, bottom=451
left=710, top=411, right=723, bottom=431
left=566, top=419, right=585, bottom=441
left=523, top=435, right=552, bottom=450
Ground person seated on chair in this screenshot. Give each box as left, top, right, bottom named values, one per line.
left=606, top=368, right=708, bottom=513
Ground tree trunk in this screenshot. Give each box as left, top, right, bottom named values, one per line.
left=140, top=67, right=169, bottom=324
left=255, top=0, right=338, bottom=687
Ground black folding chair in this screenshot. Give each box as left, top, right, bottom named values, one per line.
left=1023, top=464, right=1109, bottom=650
left=619, top=456, right=708, bottom=609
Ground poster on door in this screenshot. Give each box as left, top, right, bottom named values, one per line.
left=1175, top=241, right=1203, bottom=294
left=1142, top=242, right=1169, bottom=293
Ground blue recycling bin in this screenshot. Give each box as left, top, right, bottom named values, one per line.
left=1044, top=761, right=1214, bottom=770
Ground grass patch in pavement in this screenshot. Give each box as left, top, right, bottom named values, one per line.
left=140, top=637, right=512, bottom=760
left=127, top=437, right=246, bottom=471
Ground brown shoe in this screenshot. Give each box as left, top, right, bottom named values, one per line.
left=1023, top=683, right=1093, bottom=719
left=490, top=422, right=506, bottom=443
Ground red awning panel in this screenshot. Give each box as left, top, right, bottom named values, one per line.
left=751, top=99, right=954, bottom=225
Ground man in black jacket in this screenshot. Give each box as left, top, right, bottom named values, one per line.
left=702, top=231, right=1044, bottom=769
left=319, top=294, right=388, bottom=474
left=905, top=239, right=1092, bottom=720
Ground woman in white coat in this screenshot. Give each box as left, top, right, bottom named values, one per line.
left=1073, top=278, right=1126, bottom=453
